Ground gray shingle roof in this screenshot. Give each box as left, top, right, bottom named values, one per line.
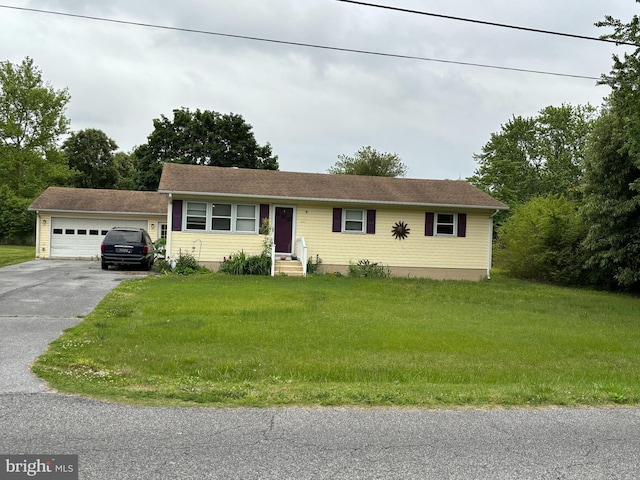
left=29, top=187, right=167, bottom=215
left=158, top=163, right=507, bottom=210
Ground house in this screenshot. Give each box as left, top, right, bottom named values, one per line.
left=29, top=187, right=167, bottom=259
left=29, top=165, right=507, bottom=280
left=157, top=163, right=508, bottom=280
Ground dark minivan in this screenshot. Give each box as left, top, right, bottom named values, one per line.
left=101, top=227, right=154, bottom=270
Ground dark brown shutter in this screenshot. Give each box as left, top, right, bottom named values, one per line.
left=366, top=209, right=376, bottom=234
left=332, top=208, right=342, bottom=232
left=260, top=204, right=270, bottom=231
left=425, top=212, right=434, bottom=236
left=457, top=213, right=467, bottom=237
left=172, top=200, right=183, bottom=232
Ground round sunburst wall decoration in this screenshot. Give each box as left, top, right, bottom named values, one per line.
left=391, top=221, right=410, bottom=240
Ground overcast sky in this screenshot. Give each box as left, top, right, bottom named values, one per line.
left=2, top=1, right=638, bottom=180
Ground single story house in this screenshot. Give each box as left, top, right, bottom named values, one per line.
left=29, top=164, right=507, bottom=280
left=158, top=163, right=507, bottom=280
left=29, top=187, right=167, bottom=259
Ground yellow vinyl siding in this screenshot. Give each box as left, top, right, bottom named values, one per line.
left=296, top=204, right=491, bottom=270
left=170, top=231, right=264, bottom=263
left=38, top=213, right=52, bottom=258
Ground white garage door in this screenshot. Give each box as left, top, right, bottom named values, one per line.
left=50, top=218, right=148, bottom=258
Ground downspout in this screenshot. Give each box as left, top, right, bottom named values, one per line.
left=167, top=193, right=173, bottom=262
left=487, top=209, right=500, bottom=279
left=34, top=211, right=41, bottom=259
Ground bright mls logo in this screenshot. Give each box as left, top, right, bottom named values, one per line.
left=0, top=455, right=77, bottom=479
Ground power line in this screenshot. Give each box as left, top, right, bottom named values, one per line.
left=0, top=4, right=600, bottom=80
left=337, top=0, right=639, bottom=47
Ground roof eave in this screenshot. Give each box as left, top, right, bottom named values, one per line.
left=158, top=189, right=509, bottom=211
left=28, top=208, right=166, bottom=215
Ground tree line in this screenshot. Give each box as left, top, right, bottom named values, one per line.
left=468, top=13, right=640, bottom=292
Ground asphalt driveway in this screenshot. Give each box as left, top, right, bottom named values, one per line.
left=0, top=260, right=146, bottom=394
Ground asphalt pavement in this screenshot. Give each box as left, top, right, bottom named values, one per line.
left=1, top=260, right=639, bottom=479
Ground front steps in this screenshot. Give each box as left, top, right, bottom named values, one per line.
left=274, top=259, right=304, bottom=276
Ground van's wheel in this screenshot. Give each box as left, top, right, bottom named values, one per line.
left=101, top=260, right=108, bottom=270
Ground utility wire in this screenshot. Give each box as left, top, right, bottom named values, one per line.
left=337, top=0, right=639, bottom=47
left=0, top=4, right=600, bottom=80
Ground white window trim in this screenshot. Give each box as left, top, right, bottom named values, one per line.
left=184, top=201, right=259, bottom=234
left=435, top=212, right=457, bottom=237
left=342, top=208, right=365, bottom=233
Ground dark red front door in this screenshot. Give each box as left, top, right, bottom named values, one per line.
left=274, top=207, right=294, bottom=253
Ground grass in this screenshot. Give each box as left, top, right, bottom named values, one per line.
left=32, top=273, right=640, bottom=408
left=0, top=245, right=35, bottom=268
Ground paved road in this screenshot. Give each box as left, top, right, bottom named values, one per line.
left=1, top=261, right=640, bottom=479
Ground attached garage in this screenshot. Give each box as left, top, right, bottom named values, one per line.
left=50, top=217, right=149, bottom=258
left=29, top=187, right=168, bottom=259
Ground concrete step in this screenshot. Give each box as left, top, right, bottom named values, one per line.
left=275, top=260, right=304, bottom=276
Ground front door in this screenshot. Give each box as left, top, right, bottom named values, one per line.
left=274, top=206, right=294, bottom=254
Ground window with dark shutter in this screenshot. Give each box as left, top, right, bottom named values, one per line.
left=366, top=210, right=376, bottom=234
left=457, top=213, right=467, bottom=237
left=172, top=200, right=183, bottom=231
left=425, top=212, right=434, bottom=236
left=260, top=204, right=270, bottom=231
left=332, top=208, right=342, bottom=232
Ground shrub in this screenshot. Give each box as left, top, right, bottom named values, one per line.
left=348, top=259, right=390, bottom=278
left=219, top=251, right=271, bottom=276
left=171, top=252, right=210, bottom=275
left=495, top=195, right=587, bottom=284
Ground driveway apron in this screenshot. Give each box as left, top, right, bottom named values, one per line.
left=0, top=260, right=145, bottom=394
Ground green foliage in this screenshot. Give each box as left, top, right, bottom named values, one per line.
left=133, top=108, right=279, bottom=190
left=63, top=128, right=119, bottom=189
left=0, top=57, right=71, bottom=198
left=469, top=104, right=596, bottom=210
left=348, top=259, right=390, bottom=278
left=306, top=256, right=318, bottom=275
left=328, top=146, right=407, bottom=177
left=171, top=252, right=210, bottom=275
left=0, top=185, right=35, bottom=243
left=495, top=196, right=587, bottom=284
left=580, top=111, right=640, bottom=290
left=219, top=251, right=271, bottom=276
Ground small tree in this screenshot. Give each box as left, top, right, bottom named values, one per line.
left=328, top=146, right=407, bottom=177
left=495, top=195, right=587, bottom=284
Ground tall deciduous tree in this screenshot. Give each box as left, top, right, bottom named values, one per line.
left=0, top=57, right=71, bottom=198
left=468, top=104, right=596, bottom=208
left=63, top=128, right=119, bottom=189
left=580, top=111, right=640, bottom=290
left=328, top=146, right=407, bottom=177
left=133, top=108, right=279, bottom=190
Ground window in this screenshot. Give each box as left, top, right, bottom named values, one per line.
left=186, top=202, right=207, bottom=230
left=65, top=229, right=74, bottom=235
left=89, top=230, right=99, bottom=235
left=53, top=228, right=63, bottom=235
left=78, top=229, right=87, bottom=235
left=211, top=203, right=232, bottom=231
left=435, top=213, right=455, bottom=236
left=184, top=202, right=258, bottom=233
left=235, top=205, right=256, bottom=232
left=343, top=209, right=365, bottom=232
left=159, top=223, right=168, bottom=239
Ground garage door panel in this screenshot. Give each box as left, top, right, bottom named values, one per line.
left=50, top=218, right=148, bottom=258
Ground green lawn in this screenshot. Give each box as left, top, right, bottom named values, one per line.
left=33, top=274, right=640, bottom=407
left=0, top=245, right=35, bottom=268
